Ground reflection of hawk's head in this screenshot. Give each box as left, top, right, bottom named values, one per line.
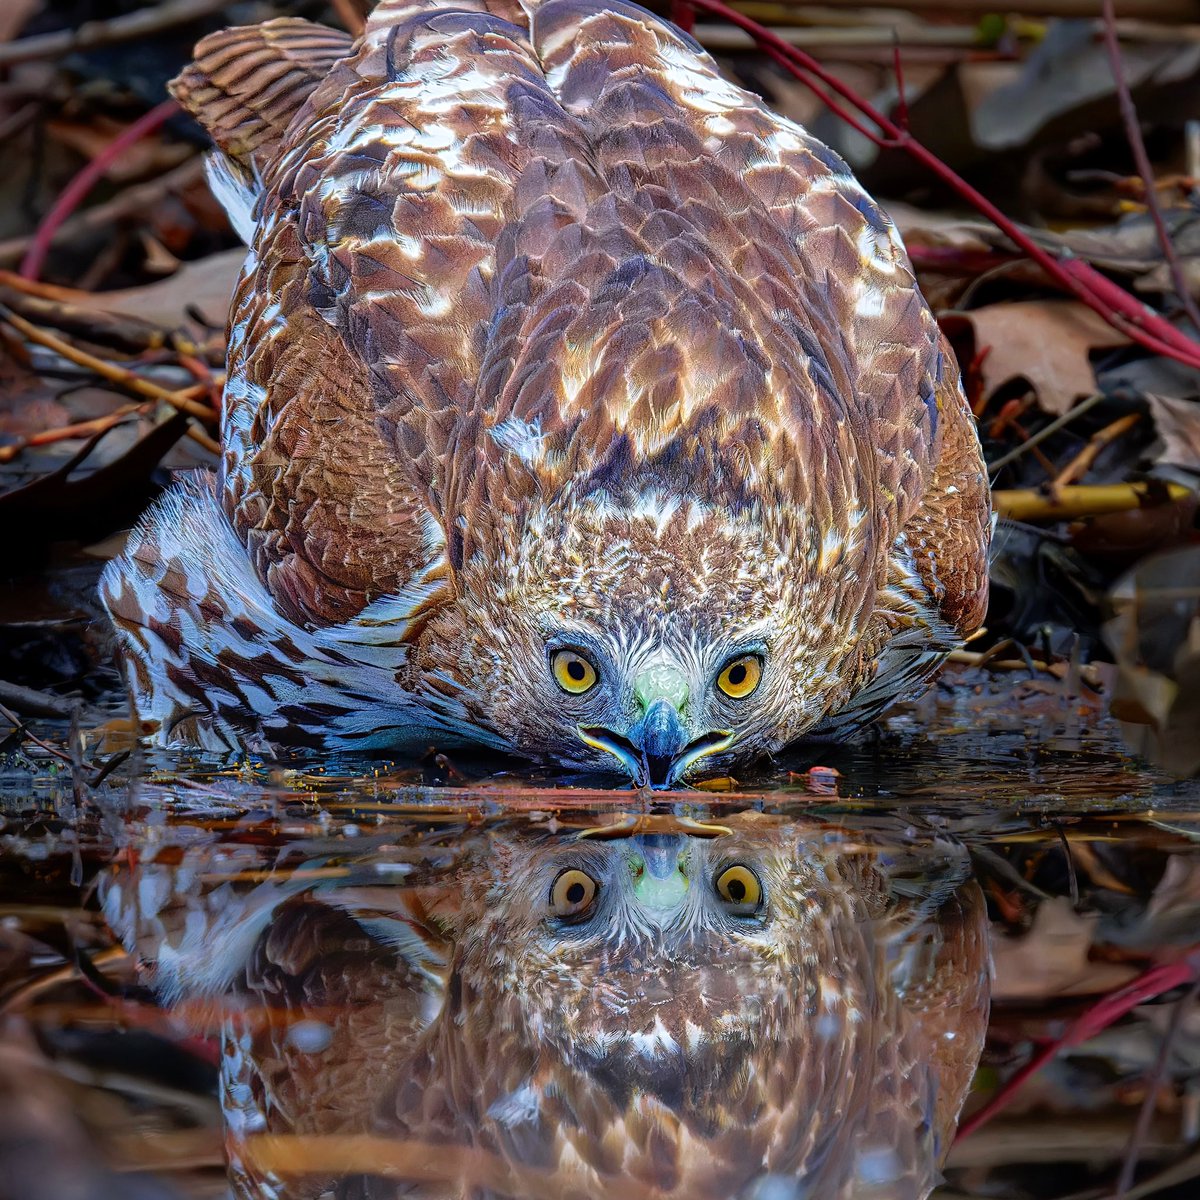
left=413, top=814, right=989, bottom=1197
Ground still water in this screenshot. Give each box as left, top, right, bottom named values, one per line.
left=1, top=670, right=1199, bottom=1200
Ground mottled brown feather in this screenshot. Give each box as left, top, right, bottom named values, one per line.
left=104, top=0, right=990, bottom=760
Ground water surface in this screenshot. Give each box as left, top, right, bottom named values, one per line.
left=2, top=668, right=1199, bottom=1199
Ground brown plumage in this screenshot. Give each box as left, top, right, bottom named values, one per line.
left=101, top=1, right=990, bottom=781
left=102, top=810, right=990, bottom=1199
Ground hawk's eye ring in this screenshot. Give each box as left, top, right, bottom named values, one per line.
left=551, top=649, right=598, bottom=695
left=716, top=654, right=762, bottom=699
left=715, top=864, right=763, bottom=912
left=550, top=868, right=599, bottom=918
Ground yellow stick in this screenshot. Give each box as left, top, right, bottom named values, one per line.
left=0, top=303, right=216, bottom=423
left=993, top=481, right=1194, bottom=522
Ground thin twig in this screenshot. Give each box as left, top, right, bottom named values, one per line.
left=0, top=157, right=204, bottom=269
left=1051, top=411, right=1142, bottom=486
left=1056, top=822, right=1081, bottom=906
left=188, top=425, right=220, bottom=454
left=0, top=403, right=153, bottom=464
left=1101, top=0, right=1200, bottom=331
left=19, top=100, right=179, bottom=281
left=892, top=31, right=910, bottom=130
left=690, top=22, right=981, bottom=48
left=987, top=392, right=1106, bottom=475
left=1114, top=980, right=1200, bottom=1199
left=957, top=957, right=1200, bottom=1141
left=0, top=704, right=73, bottom=764
left=758, top=0, right=1200, bottom=18
left=0, top=101, right=39, bottom=145
left=0, top=0, right=232, bottom=67
left=0, top=304, right=215, bottom=422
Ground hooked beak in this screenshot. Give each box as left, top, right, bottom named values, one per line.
left=579, top=701, right=735, bottom=789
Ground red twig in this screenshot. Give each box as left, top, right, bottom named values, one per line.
left=670, top=1, right=696, bottom=34
left=1100, top=0, right=1200, bottom=333
left=73, top=960, right=221, bottom=1067
left=0, top=402, right=150, bottom=464
left=681, top=0, right=1200, bottom=369
left=19, top=99, right=179, bottom=282
left=955, top=957, right=1199, bottom=1141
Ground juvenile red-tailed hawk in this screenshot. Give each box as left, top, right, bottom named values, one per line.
left=102, top=0, right=991, bottom=783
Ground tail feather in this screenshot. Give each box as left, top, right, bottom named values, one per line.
left=169, top=18, right=354, bottom=241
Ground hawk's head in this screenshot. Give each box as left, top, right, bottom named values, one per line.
left=419, top=489, right=875, bottom=785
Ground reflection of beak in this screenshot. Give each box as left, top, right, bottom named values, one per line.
left=578, top=702, right=735, bottom=789
left=628, top=834, right=689, bottom=908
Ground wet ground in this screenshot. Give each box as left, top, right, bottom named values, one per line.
left=1, top=667, right=1200, bottom=1200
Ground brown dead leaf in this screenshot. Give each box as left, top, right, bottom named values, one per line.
left=59, top=249, right=243, bottom=335
left=1144, top=392, right=1200, bottom=470
left=991, top=898, right=1137, bottom=1001
left=941, top=300, right=1129, bottom=415
left=884, top=201, right=994, bottom=253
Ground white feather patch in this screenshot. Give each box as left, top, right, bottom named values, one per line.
left=205, top=152, right=258, bottom=245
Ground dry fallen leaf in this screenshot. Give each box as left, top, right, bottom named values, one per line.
left=80, top=248, right=243, bottom=331
left=941, top=299, right=1129, bottom=415
left=1144, top=392, right=1200, bottom=471
left=885, top=201, right=995, bottom=253
left=991, top=897, right=1136, bottom=1001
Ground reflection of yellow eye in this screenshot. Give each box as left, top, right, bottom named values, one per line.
left=551, top=649, right=598, bottom=695
left=550, top=869, right=599, bottom=917
left=716, top=655, right=762, bottom=699
left=715, top=865, right=763, bottom=910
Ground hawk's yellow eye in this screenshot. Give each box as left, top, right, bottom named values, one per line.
left=716, top=654, right=762, bottom=699
left=550, top=868, right=599, bottom=917
left=551, top=649, right=598, bottom=695
left=715, top=864, right=762, bottom=911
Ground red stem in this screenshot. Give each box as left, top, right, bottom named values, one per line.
left=682, top=0, right=1200, bottom=369
left=19, top=99, right=179, bottom=282
left=670, top=1, right=696, bottom=34
left=955, top=957, right=1198, bottom=1141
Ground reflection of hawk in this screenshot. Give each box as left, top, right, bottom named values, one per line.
left=101, top=0, right=990, bottom=782
left=103, top=811, right=989, bottom=1200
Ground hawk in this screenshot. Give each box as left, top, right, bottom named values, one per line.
left=102, top=809, right=990, bottom=1199
left=101, top=0, right=991, bottom=783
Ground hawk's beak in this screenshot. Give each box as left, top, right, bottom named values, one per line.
left=578, top=699, right=735, bottom=789
left=578, top=663, right=735, bottom=787
left=629, top=698, right=689, bottom=786
left=628, top=834, right=689, bottom=908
